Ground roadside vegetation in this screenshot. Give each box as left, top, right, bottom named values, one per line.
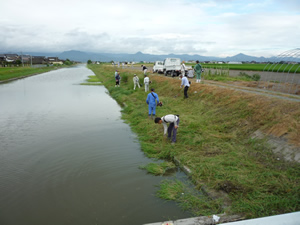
left=88, top=64, right=300, bottom=219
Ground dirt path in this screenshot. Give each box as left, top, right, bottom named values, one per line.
left=200, top=80, right=300, bottom=102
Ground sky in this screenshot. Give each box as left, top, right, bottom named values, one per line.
left=1, top=0, right=299, bottom=57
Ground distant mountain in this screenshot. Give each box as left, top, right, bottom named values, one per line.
left=3, top=50, right=296, bottom=63
left=56, top=51, right=275, bottom=63
left=224, top=53, right=268, bottom=62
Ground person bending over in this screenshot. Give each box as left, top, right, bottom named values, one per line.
left=154, top=114, right=180, bottom=144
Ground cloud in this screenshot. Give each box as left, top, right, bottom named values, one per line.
left=0, top=0, right=299, bottom=57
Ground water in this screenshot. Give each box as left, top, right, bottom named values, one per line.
left=0, top=65, right=190, bottom=225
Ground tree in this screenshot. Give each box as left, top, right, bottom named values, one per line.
left=87, top=59, right=92, bottom=64
left=64, top=58, right=73, bottom=65
left=15, top=59, right=22, bottom=65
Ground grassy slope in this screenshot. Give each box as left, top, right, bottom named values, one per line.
left=89, top=64, right=300, bottom=218
left=0, top=66, right=64, bottom=81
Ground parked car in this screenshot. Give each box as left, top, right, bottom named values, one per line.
left=153, top=61, right=164, bottom=73
left=163, top=58, right=181, bottom=76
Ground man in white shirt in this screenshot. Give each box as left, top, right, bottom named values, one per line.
left=133, top=74, right=140, bottom=90
left=154, top=114, right=180, bottom=144
left=144, top=74, right=150, bottom=92
left=180, top=74, right=190, bottom=98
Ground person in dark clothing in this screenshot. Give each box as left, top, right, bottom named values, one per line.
left=141, top=65, right=148, bottom=75
left=115, top=72, right=120, bottom=87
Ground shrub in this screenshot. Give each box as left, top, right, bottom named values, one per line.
left=252, top=74, right=261, bottom=81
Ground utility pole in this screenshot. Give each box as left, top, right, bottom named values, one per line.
left=21, top=51, right=24, bottom=67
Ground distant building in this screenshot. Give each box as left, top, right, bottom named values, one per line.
left=20, top=55, right=31, bottom=63
left=228, top=61, right=242, bottom=64
left=32, top=56, right=46, bottom=64
left=47, top=57, right=63, bottom=65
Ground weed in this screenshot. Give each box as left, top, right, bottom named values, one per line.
left=88, top=64, right=300, bottom=218
left=157, top=179, right=224, bottom=216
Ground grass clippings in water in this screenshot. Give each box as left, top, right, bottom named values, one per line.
left=139, top=162, right=176, bottom=176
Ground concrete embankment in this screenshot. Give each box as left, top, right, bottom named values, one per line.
left=144, top=211, right=300, bottom=225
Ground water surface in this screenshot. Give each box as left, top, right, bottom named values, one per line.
left=0, top=65, right=190, bottom=225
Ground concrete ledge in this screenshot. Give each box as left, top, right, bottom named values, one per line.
left=144, top=213, right=243, bottom=225
left=144, top=212, right=300, bottom=225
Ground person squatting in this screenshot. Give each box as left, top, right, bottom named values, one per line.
left=155, top=115, right=180, bottom=144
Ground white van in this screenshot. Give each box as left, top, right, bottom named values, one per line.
left=163, top=58, right=181, bottom=76
left=153, top=61, right=164, bottom=73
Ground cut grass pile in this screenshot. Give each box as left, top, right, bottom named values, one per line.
left=88, top=64, right=300, bottom=219
left=139, top=162, right=176, bottom=176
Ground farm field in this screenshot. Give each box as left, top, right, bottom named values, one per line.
left=194, top=63, right=300, bottom=73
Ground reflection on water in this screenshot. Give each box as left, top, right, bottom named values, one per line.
left=0, top=65, right=190, bottom=225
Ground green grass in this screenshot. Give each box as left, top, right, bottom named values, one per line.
left=86, top=75, right=101, bottom=82
left=157, top=179, right=223, bottom=216
left=80, top=75, right=103, bottom=85
left=196, top=63, right=300, bottom=73
left=0, top=66, right=64, bottom=81
left=139, top=162, right=176, bottom=176
left=88, top=64, right=300, bottom=218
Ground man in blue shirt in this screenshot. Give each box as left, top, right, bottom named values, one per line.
left=180, top=74, right=190, bottom=98
left=146, top=88, right=159, bottom=119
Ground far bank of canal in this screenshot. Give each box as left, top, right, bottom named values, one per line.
left=0, top=65, right=191, bottom=225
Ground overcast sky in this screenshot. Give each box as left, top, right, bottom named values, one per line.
left=1, top=0, right=299, bottom=57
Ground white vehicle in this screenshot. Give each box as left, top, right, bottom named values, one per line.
left=163, top=58, right=181, bottom=76
left=153, top=61, right=164, bottom=73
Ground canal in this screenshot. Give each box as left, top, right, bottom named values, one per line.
left=0, top=65, right=191, bottom=225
